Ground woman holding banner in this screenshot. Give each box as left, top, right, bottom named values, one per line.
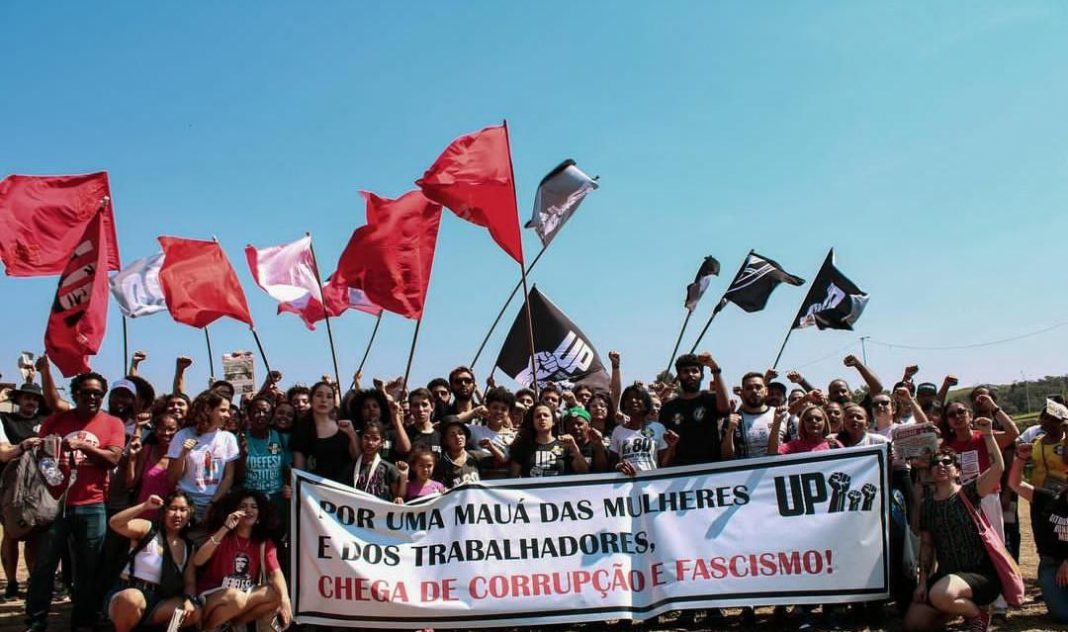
left=905, top=416, right=1004, bottom=632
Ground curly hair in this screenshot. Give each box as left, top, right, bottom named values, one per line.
left=71, top=372, right=108, bottom=396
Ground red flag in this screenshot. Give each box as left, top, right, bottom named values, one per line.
left=416, top=124, right=524, bottom=264
left=158, top=237, right=253, bottom=328
left=44, top=211, right=110, bottom=377
left=322, top=275, right=383, bottom=318
left=0, top=172, right=121, bottom=276
left=333, top=190, right=442, bottom=320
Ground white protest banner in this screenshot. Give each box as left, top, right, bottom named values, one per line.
left=221, top=351, right=255, bottom=396
left=291, top=445, right=889, bottom=629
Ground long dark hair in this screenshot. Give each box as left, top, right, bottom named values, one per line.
left=206, top=489, right=276, bottom=541
left=509, top=403, right=560, bottom=467
left=348, top=389, right=390, bottom=426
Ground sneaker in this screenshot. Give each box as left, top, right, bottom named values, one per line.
left=964, top=607, right=991, bottom=632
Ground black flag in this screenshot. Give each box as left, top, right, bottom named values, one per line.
left=684, top=256, right=721, bottom=312
left=495, top=286, right=608, bottom=388
left=792, top=249, right=868, bottom=330
left=715, top=251, right=804, bottom=315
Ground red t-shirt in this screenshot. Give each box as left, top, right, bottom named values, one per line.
left=945, top=431, right=996, bottom=490
left=197, top=533, right=280, bottom=594
left=38, top=410, right=125, bottom=506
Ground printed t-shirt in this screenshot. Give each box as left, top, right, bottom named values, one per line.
left=945, top=431, right=995, bottom=490
left=349, top=457, right=402, bottom=501
left=610, top=423, right=667, bottom=471
left=165, top=428, right=240, bottom=506
left=407, top=428, right=441, bottom=456
left=733, top=408, right=785, bottom=459
left=469, top=424, right=514, bottom=479
left=658, top=393, right=722, bottom=466
left=1030, top=438, right=1068, bottom=489
left=1030, top=488, right=1068, bottom=559
left=196, top=534, right=280, bottom=594
left=434, top=451, right=481, bottom=488
left=38, top=409, right=125, bottom=506
left=519, top=439, right=573, bottom=477
left=244, top=429, right=289, bottom=495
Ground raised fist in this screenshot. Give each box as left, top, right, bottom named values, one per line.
left=843, top=355, right=859, bottom=368
left=176, top=356, right=193, bottom=369
left=904, top=365, right=919, bottom=378
left=974, top=416, right=993, bottom=435
left=893, top=386, right=911, bottom=400
left=132, top=350, right=147, bottom=363
left=861, top=483, right=877, bottom=511
left=786, top=371, right=803, bottom=384
left=764, top=368, right=779, bottom=381
left=608, top=351, right=621, bottom=367
left=664, top=430, right=679, bottom=447
left=944, top=375, right=959, bottom=387
left=395, top=461, right=409, bottom=477
left=1016, top=442, right=1033, bottom=461
left=268, top=370, right=283, bottom=383
left=35, top=354, right=50, bottom=372
left=146, top=495, right=164, bottom=510
left=847, top=490, right=862, bottom=511
left=828, top=472, right=852, bottom=513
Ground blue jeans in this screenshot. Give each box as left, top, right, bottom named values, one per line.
left=25, top=503, right=107, bottom=631
left=1038, top=556, right=1068, bottom=623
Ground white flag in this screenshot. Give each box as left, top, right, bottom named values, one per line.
left=244, top=235, right=325, bottom=330
left=525, top=160, right=598, bottom=246
left=109, top=252, right=167, bottom=318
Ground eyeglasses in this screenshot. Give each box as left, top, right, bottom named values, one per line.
left=873, top=400, right=892, bottom=407
left=452, top=378, right=474, bottom=385
left=933, top=456, right=956, bottom=467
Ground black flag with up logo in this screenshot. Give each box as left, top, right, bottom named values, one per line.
left=792, top=249, right=869, bottom=330
left=495, top=285, right=608, bottom=388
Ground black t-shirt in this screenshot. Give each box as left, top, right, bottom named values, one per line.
left=434, top=451, right=481, bottom=488
left=0, top=412, right=42, bottom=445
left=290, top=426, right=353, bottom=484
left=515, top=439, right=574, bottom=478
left=1031, top=488, right=1068, bottom=560
left=407, top=428, right=442, bottom=457
left=658, top=393, right=723, bottom=466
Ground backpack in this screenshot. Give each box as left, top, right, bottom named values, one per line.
left=0, top=444, right=61, bottom=539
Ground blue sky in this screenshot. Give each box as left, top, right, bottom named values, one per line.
left=2, top=2, right=1067, bottom=397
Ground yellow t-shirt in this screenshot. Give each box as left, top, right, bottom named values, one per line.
left=1031, top=437, right=1068, bottom=489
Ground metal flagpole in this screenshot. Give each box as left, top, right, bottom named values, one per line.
left=503, top=119, right=540, bottom=397
left=356, top=313, right=383, bottom=379
left=250, top=328, right=272, bottom=375
left=469, top=243, right=548, bottom=368
left=689, top=250, right=753, bottom=353
left=204, top=327, right=216, bottom=380
left=665, top=311, right=693, bottom=374
left=305, top=233, right=341, bottom=388
left=122, top=316, right=130, bottom=375
left=403, top=319, right=422, bottom=389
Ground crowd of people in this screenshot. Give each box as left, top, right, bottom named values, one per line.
left=0, top=349, right=1066, bottom=632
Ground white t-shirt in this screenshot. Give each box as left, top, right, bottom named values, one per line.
left=852, top=432, right=891, bottom=448
left=166, top=428, right=240, bottom=505
left=468, top=424, right=515, bottom=460
left=1020, top=425, right=1045, bottom=443
left=610, top=423, right=667, bottom=472
left=737, top=409, right=785, bottom=459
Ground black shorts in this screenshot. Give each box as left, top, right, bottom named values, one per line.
left=928, top=567, right=1002, bottom=606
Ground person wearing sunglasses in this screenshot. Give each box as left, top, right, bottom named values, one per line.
left=906, top=417, right=1004, bottom=632
left=445, top=366, right=479, bottom=419
left=25, top=372, right=126, bottom=632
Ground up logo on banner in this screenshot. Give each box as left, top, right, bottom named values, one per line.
left=774, top=471, right=878, bottom=517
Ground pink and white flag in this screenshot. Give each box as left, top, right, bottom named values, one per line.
left=323, top=274, right=383, bottom=318
left=245, top=235, right=326, bottom=329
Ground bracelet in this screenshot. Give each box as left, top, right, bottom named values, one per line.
left=993, top=406, right=1002, bottom=415
left=209, top=534, right=222, bottom=545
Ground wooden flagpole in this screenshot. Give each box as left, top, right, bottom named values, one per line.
left=665, top=310, right=693, bottom=375
left=689, top=250, right=753, bottom=353
left=305, top=233, right=341, bottom=388
left=403, top=318, right=422, bottom=389
left=204, top=327, right=216, bottom=380
left=469, top=242, right=548, bottom=369
left=503, top=119, right=540, bottom=396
